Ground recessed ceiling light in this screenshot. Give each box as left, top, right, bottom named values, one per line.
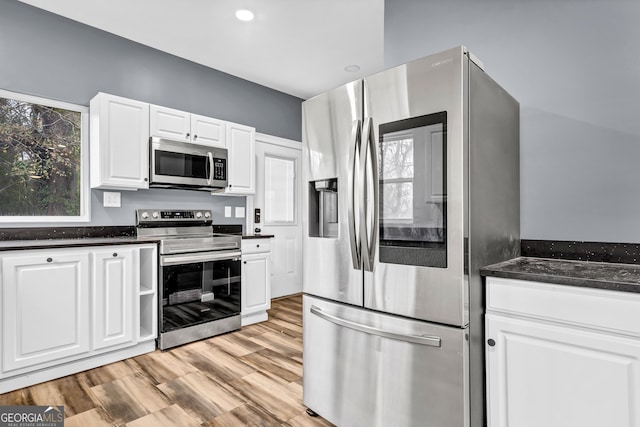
left=235, top=9, right=254, bottom=22
left=344, top=64, right=360, bottom=73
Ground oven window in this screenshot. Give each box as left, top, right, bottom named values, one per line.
left=161, top=258, right=241, bottom=332
left=378, top=111, right=447, bottom=268
left=155, top=150, right=208, bottom=179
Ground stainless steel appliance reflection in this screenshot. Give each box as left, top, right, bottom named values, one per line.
left=302, top=46, right=520, bottom=427
left=136, top=209, right=242, bottom=350
left=149, top=137, right=228, bottom=191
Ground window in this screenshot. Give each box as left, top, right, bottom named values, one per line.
left=379, top=135, right=414, bottom=221
left=264, top=155, right=296, bottom=224
left=0, top=89, right=89, bottom=222
left=378, top=111, right=447, bottom=268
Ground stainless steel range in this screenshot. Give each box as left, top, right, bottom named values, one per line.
left=136, top=209, right=242, bottom=350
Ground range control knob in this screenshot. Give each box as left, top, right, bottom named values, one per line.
left=196, top=211, right=203, bottom=219
left=204, top=212, right=211, bottom=219
left=141, top=211, right=149, bottom=219
left=152, top=211, right=160, bottom=219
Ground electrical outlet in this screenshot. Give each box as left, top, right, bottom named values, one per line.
left=235, top=207, right=245, bottom=218
left=103, top=191, right=121, bottom=207
left=225, top=206, right=232, bottom=218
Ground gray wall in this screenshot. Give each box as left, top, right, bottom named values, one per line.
left=385, top=0, right=640, bottom=243
left=0, top=0, right=302, bottom=227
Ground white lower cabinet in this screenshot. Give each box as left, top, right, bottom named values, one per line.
left=0, top=244, right=157, bottom=393
left=2, top=251, right=91, bottom=373
left=241, top=239, right=271, bottom=326
left=486, top=277, right=640, bottom=427
left=92, top=248, right=135, bottom=350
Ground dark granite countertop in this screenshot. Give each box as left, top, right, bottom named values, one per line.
left=242, top=234, right=274, bottom=239
left=481, top=257, right=640, bottom=293
left=0, top=236, right=159, bottom=251
left=0, top=226, right=159, bottom=251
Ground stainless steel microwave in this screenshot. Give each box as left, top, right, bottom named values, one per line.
left=149, top=137, right=228, bottom=191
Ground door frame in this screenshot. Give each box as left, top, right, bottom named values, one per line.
left=247, top=133, right=303, bottom=298
left=246, top=133, right=302, bottom=234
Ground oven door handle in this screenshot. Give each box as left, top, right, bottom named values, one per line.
left=161, top=250, right=242, bottom=266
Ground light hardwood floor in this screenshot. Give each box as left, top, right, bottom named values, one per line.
left=0, top=294, right=335, bottom=427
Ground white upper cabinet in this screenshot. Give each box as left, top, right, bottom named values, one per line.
left=150, top=105, right=226, bottom=147
left=191, top=114, right=226, bottom=148
left=149, top=104, right=191, bottom=142
left=226, top=121, right=256, bottom=194
left=90, top=93, right=150, bottom=190
left=90, top=93, right=257, bottom=194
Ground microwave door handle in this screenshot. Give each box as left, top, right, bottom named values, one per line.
left=362, top=117, right=378, bottom=272
left=206, top=152, right=214, bottom=186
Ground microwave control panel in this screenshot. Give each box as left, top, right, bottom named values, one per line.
left=213, top=158, right=226, bottom=180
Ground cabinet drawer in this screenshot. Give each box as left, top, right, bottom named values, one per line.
left=486, top=277, right=640, bottom=337
left=242, top=239, right=271, bottom=254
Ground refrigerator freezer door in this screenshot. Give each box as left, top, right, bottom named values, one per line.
left=303, top=294, right=469, bottom=427
left=302, top=80, right=364, bottom=306
left=363, top=46, right=468, bottom=326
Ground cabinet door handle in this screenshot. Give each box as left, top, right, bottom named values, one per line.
left=257, top=244, right=260, bottom=248
left=46, top=257, right=53, bottom=263
left=487, top=339, right=496, bottom=347
left=144, top=177, right=148, bottom=182
left=244, top=261, right=247, bottom=264
left=186, top=132, right=190, bottom=138
left=194, top=135, right=198, bottom=140
left=113, top=253, right=118, bottom=257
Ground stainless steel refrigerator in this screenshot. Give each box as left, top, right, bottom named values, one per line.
left=302, top=46, right=520, bottom=427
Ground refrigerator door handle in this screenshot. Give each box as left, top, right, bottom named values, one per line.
left=310, top=305, right=442, bottom=347
left=348, top=120, right=363, bottom=269
left=362, top=117, right=379, bottom=272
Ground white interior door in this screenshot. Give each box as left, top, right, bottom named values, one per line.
left=253, top=135, right=302, bottom=298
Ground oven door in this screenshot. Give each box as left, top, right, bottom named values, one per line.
left=150, top=137, right=227, bottom=189
left=159, top=250, right=241, bottom=333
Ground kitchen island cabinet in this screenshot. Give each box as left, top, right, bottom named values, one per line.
left=483, top=258, right=640, bottom=427
left=0, top=243, right=157, bottom=393
left=241, top=237, right=271, bottom=326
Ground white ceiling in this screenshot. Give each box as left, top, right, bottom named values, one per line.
left=18, top=0, right=385, bottom=100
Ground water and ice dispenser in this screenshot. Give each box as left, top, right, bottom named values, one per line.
left=309, top=178, right=338, bottom=238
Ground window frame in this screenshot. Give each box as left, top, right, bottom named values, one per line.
left=379, top=132, right=415, bottom=224
left=263, top=153, right=298, bottom=226
left=0, top=89, right=90, bottom=223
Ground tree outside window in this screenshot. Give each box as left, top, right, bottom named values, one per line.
left=0, top=90, right=88, bottom=221
left=380, top=136, right=414, bottom=221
